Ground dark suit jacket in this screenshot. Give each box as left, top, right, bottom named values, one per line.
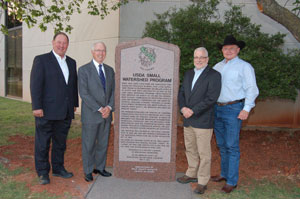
left=178, top=66, right=221, bottom=128
left=78, top=61, right=115, bottom=124
left=30, top=51, right=79, bottom=120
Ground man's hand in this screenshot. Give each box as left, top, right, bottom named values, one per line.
left=238, top=110, right=249, bottom=120
left=99, top=106, right=111, bottom=119
left=74, top=107, right=77, bottom=112
left=181, top=107, right=194, bottom=119
left=33, top=109, right=44, bottom=117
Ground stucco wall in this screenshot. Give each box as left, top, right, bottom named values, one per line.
left=119, top=0, right=300, bottom=50
left=1, top=1, right=300, bottom=128
left=119, top=0, right=190, bottom=42
left=245, top=91, right=300, bottom=128
left=21, top=6, right=120, bottom=103
left=120, top=0, right=300, bottom=128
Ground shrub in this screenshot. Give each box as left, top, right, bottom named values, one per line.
left=142, top=0, right=300, bottom=100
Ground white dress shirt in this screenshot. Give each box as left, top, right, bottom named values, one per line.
left=191, top=66, right=207, bottom=90
left=52, top=50, right=69, bottom=84
left=93, top=59, right=106, bottom=77
left=92, top=59, right=111, bottom=111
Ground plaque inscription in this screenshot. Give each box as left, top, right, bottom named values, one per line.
left=114, top=37, right=180, bottom=181
left=119, top=45, right=174, bottom=163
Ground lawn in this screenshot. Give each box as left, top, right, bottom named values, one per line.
left=0, top=96, right=299, bottom=199
left=0, top=97, right=81, bottom=146
left=0, top=97, right=82, bottom=198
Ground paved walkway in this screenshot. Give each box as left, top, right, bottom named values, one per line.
left=85, top=168, right=200, bottom=199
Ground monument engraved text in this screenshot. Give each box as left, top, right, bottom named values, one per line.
left=119, top=45, right=174, bottom=163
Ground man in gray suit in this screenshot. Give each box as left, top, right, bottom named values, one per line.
left=177, top=47, right=221, bottom=194
left=78, top=42, right=115, bottom=182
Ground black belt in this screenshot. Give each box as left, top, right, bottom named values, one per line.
left=217, top=99, right=244, bottom=106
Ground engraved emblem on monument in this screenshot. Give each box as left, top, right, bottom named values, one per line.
left=139, top=46, right=156, bottom=70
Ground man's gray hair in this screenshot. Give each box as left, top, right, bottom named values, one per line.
left=91, top=41, right=106, bottom=51
left=194, top=47, right=208, bottom=57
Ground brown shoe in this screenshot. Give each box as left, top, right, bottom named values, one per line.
left=211, top=175, right=226, bottom=182
left=176, top=175, right=197, bottom=184
left=221, top=184, right=237, bottom=193
left=194, top=184, right=207, bottom=194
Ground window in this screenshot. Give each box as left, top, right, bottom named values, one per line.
left=5, top=3, right=22, bottom=98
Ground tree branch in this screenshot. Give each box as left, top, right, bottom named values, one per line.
left=257, top=0, right=300, bottom=42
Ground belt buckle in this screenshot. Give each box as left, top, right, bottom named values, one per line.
left=217, top=102, right=227, bottom=106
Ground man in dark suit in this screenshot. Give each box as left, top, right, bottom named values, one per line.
left=78, top=42, right=115, bottom=182
left=30, top=32, right=79, bottom=185
left=177, top=47, right=221, bottom=194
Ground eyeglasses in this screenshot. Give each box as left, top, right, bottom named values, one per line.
left=93, top=49, right=106, bottom=53
left=194, top=56, right=208, bottom=60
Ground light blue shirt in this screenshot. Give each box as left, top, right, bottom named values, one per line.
left=191, top=66, right=207, bottom=90
left=213, top=56, right=259, bottom=112
left=52, top=50, right=69, bottom=84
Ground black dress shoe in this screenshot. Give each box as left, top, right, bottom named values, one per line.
left=39, top=175, right=50, bottom=185
left=84, top=173, right=93, bottom=182
left=52, top=169, right=74, bottom=178
left=93, top=169, right=112, bottom=177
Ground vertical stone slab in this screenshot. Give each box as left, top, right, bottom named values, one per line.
left=113, top=37, right=180, bottom=181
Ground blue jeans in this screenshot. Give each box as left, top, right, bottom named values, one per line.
left=214, top=102, right=243, bottom=186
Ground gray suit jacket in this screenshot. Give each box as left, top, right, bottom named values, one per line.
left=178, top=66, right=221, bottom=129
left=78, top=61, right=115, bottom=124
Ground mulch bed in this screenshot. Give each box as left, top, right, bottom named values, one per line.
left=0, top=126, right=299, bottom=198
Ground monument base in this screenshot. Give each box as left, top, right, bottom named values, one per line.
left=114, top=162, right=176, bottom=182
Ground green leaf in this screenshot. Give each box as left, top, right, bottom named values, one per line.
left=143, top=1, right=300, bottom=100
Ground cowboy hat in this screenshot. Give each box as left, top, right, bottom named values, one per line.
left=217, top=35, right=246, bottom=50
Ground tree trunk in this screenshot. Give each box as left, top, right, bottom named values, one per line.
left=257, top=0, right=300, bottom=42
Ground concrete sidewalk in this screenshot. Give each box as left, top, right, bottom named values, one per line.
left=85, top=168, right=200, bottom=199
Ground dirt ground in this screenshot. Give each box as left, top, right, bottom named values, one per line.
left=0, top=126, right=299, bottom=198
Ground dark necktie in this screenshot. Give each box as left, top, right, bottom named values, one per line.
left=98, top=64, right=106, bottom=92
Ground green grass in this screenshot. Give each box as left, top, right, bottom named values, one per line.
left=1, top=97, right=300, bottom=199
left=0, top=164, right=58, bottom=199
left=0, top=97, right=35, bottom=145
left=68, top=117, right=82, bottom=139
left=0, top=97, right=81, bottom=198
left=205, top=178, right=300, bottom=199
left=0, top=97, right=81, bottom=146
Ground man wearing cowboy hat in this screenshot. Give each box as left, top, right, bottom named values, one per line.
left=211, top=35, right=259, bottom=193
